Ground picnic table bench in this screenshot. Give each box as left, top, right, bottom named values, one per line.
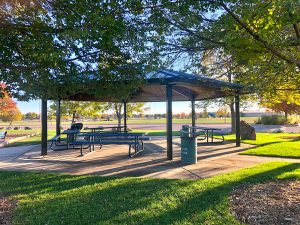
left=49, top=130, right=89, bottom=151
left=74, top=132, right=150, bottom=157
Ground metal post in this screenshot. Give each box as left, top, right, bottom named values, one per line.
left=191, top=98, right=196, bottom=127
left=41, top=99, right=48, bottom=156
left=166, top=84, right=173, bottom=160
left=123, top=101, right=127, bottom=132
left=56, top=99, right=61, bottom=136
left=235, top=94, right=241, bottom=147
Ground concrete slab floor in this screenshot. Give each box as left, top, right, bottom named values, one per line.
left=0, top=137, right=299, bottom=180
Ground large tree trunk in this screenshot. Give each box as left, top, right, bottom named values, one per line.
left=284, top=111, right=288, bottom=120
left=71, top=112, right=76, bottom=124
left=115, top=104, right=122, bottom=127
left=230, top=100, right=236, bottom=134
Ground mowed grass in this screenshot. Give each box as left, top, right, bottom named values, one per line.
left=0, top=162, right=299, bottom=225
left=1, top=130, right=38, bottom=135
left=0, top=117, right=258, bottom=126
left=223, top=133, right=300, bottom=158
left=4, top=130, right=56, bottom=148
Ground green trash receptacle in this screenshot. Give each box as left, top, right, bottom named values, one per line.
left=180, top=125, right=197, bottom=164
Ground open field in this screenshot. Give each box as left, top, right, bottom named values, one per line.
left=0, top=162, right=299, bottom=225
left=4, top=129, right=300, bottom=159
left=0, top=117, right=258, bottom=127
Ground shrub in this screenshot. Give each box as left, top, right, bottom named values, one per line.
left=258, top=115, right=288, bottom=125
left=254, top=118, right=262, bottom=124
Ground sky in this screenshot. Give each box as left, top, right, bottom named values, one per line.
left=16, top=100, right=263, bottom=114
left=16, top=100, right=209, bottom=114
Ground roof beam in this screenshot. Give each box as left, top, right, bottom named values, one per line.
left=172, top=86, right=194, bottom=99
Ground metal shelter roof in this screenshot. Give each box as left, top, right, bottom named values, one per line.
left=64, top=69, right=244, bottom=102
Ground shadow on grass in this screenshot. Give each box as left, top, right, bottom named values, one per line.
left=0, top=162, right=299, bottom=224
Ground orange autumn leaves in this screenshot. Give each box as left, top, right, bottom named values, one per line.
left=0, top=84, right=22, bottom=124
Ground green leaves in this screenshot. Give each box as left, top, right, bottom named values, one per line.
left=260, top=85, right=300, bottom=116
left=49, top=101, right=105, bottom=121
left=1, top=0, right=156, bottom=101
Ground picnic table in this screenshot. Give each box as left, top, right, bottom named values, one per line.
left=190, top=126, right=224, bottom=143
left=62, top=129, right=80, bottom=149
left=85, top=126, right=125, bottom=132
left=75, top=132, right=149, bottom=157
left=50, top=129, right=81, bottom=151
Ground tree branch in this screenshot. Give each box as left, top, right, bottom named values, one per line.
left=165, top=17, right=223, bottom=46
left=216, top=1, right=300, bottom=68
left=0, top=63, right=40, bottom=70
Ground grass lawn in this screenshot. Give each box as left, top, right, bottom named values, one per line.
left=3, top=130, right=38, bottom=135
left=223, top=133, right=300, bottom=158
left=3, top=130, right=56, bottom=148
left=0, top=162, right=299, bottom=225
left=1, top=117, right=258, bottom=126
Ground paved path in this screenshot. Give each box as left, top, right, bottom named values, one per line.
left=0, top=145, right=38, bottom=160
left=0, top=139, right=299, bottom=179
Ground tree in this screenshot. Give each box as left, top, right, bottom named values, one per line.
left=216, top=107, right=229, bottom=118
left=0, top=85, right=17, bottom=113
left=49, top=101, right=104, bottom=124
left=0, top=0, right=158, bottom=101
left=24, top=112, right=39, bottom=120
left=105, top=103, right=147, bottom=127
left=143, top=1, right=300, bottom=93
left=0, top=108, right=22, bottom=125
left=260, top=88, right=300, bottom=119
left=0, top=84, right=22, bottom=125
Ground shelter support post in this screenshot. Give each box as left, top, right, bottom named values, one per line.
left=235, top=94, right=241, bottom=147
left=41, top=99, right=48, bottom=156
left=166, top=84, right=173, bottom=160
left=124, top=101, right=127, bottom=132
left=191, top=98, right=196, bottom=127
left=56, top=99, right=61, bottom=136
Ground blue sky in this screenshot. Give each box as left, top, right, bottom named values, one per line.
left=16, top=100, right=204, bottom=114
left=16, top=100, right=262, bottom=114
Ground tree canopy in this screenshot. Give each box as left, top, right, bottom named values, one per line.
left=0, top=84, right=22, bottom=124
left=105, top=102, right=147, bottom=126
left=143, top=0, right=300, bottom=93
left=260, top=87, right=300, bottom=118
left=1, top=0, right=300, bottom=101
left=49, top=101, right=104, bottom=123
left=0, top=0, right=158, bottom=101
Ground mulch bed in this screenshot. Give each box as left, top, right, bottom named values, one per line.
left=0, top=194, right=17, bottom=225
left=229, top=180, right=300, bottom=225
